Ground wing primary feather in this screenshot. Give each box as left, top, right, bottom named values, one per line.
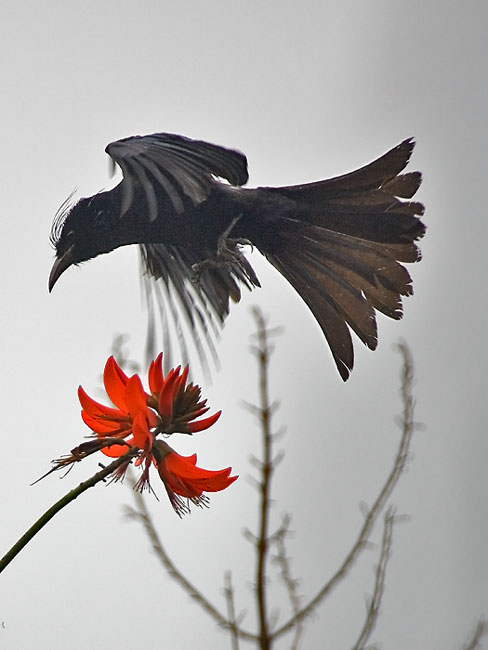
left=128, top=157, right=159, bottom=222
left=106, top=133, right=249, bottom=225
left=139, top=244, right=224, bottom=378
left=117, top=160, right=135, bottom=216
left=139, top=155, right=185, bottom=215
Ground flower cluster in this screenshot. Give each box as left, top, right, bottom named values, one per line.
left=59, top=354, right=237, bottom=516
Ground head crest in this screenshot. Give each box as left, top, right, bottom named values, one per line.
left=50, top=189, right=77, bottom=248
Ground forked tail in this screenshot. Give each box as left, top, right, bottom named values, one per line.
left=262, top=139, right=425, bottom=380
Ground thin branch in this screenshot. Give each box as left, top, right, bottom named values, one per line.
left=463, top=619, right=488, bottom=650
left=0, top=447, right=139, bottom=574
left=127, top=487, right=257, bottom=643
left=224, top=571, right=240, bottom=650
left=271, top=518, right=304, bottom=650
left=251, top=307, right=276, bottom=650
left=351, top=508, right=396, bottom=650
left=271, top=342, right=417, bottom=641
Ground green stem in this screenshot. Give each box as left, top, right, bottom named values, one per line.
left=0, top=447, right=138, bottom=575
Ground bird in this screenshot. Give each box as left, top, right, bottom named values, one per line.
left=49, top=132, right=425, bottom=380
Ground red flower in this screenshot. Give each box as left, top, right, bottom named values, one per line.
left=78, top=365, right=156, bottom=455
left=73, top=354, right=236, bottom=514
left=152, top=441, right=238, bottom=516
left=79, top=355, right=221, bottom=452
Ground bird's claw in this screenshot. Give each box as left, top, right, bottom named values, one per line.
left=191, top=241, right=241, bottom=283
left=217, top=233, right=253, bottom=256
left=191, top=215, right=253, bottom=284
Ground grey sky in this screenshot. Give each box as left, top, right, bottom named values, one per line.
left=0, top=1, right=486, bottom=648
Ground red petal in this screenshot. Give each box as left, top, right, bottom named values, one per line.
left=101, top=440, right=132, bottom=457
left=164, top=451, right=235, bottom=491
left=81, top=411, right=131, bottom=436
left=187, top=410, right=222, bottom=433
left=148, top=353, right=164, bottom=394
left=194, top=472, right=238, bottom=493
left=166, top=452, right=197, bottom=469
left=159, top=478, right=190, bottom=514
left=104, top=357, right=130, bottom=412
left=157, top=367, right=180, bottom=417
left=176, top=365, right=189, bottom=391
left=132, top=412, right=152, bottom=449
left=167, top=475, right=201, bottom=498
left=124, top=375, right=149, bottom=418
left=146, top=409, right=158, bottom=429
left=156, top=451, right=194, bottom=494
left=178, top=406, right=209, bottom=424
left=163, top=451, right=237, bottom=493
left=78, top=386, right=127, bottom=420
left=184, top=468, right=236, bottom=491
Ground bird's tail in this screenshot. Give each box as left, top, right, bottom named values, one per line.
left=260, top=138, right=425, bottom=380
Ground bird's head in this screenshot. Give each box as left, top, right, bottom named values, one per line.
left=48, top=192, right=119, bottom=292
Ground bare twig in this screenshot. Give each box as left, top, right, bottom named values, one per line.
left=111, top=333, right=141, bottom=374
left=463, top=619, right=488, bottom=650
left=127, top=487, right=257, bottom=642
left=224, top=571, right=240, bottom=650
left=250, top=307, right=276, bottom=650
left=127, top=329, right=426, bottom=650
left=351, top=508, right=396, bottom=650
left=271, top=517, right=303, bottom=650
left=271, top=342, right=417, bottom=641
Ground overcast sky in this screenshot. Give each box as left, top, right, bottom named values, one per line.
left=0, top=1, right=486, bottom=648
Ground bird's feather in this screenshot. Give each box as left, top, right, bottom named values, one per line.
left=106, top=132, right=249, bottom=219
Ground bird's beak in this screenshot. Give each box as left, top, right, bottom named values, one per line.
left=48, top=248, right=74, bottom=292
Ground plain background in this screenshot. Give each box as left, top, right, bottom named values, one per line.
left=0, top=1, right=486, bottom=648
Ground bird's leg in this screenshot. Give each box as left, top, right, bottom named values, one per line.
left=216, top=215, right=253, bottom=254
left=192, top=216, right=248, bottom=276
left=191, top=215, right=260, bottom=288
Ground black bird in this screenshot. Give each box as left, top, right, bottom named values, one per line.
left=49, top=132, right=425, bottom=380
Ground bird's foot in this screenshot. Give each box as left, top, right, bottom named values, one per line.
left=191, top=215, right=254, bottom=283
left=191, top=224, right=260, bottom=289
left=217, top=216, right=253, bottom=255
left=191, top=257, right=222, bottom=282
left=191, top=240, right=246, bottom=283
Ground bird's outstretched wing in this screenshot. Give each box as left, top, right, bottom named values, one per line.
left=139, top=241, right=259, bottom=376
left=106, top=132, right=249, bottom=220
left=104, top=133, right=253, bottom=376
